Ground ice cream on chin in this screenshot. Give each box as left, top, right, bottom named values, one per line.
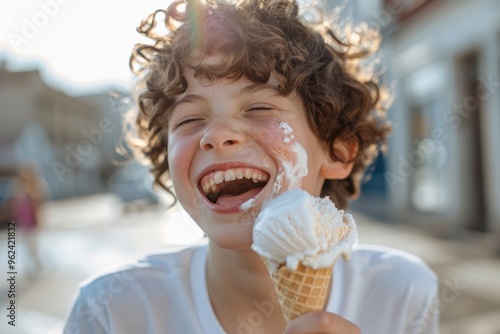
left=252, top=188, right=357, bottom=273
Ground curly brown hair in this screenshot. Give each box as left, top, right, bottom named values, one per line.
left=129, top=0, right=391, bottom=209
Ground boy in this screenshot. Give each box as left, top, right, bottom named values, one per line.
left=64, top=0, right=438, bottom=333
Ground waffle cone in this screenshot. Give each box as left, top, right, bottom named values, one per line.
left=269, top=262, right=333, bottom=322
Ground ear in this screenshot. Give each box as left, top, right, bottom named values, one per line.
left=320, top=139, right=358, bottom=180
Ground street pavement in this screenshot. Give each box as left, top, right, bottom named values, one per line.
left=1, top=194, right=499, bottom=334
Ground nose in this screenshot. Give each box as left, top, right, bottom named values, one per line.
left=200, top=120, right=246, bottom=151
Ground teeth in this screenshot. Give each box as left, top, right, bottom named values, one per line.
left=225, top=170, right=236, bottom=181
left=214, top=171, right=224, bottom=184
left=200, top=167, right=269, bottom=195
left=252, top=172, right=259, bottom=183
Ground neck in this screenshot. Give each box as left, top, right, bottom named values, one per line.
left=206, top=242, right=286, bottom=333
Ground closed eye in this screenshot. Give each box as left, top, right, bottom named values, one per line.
left=247, top=105, right=274, bottom=112
left=174, top=118, right=202, bottom=129
left=249, top=107, right=272, bottom=111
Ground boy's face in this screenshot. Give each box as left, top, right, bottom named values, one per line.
left=167, top=68, right=333, bottom=250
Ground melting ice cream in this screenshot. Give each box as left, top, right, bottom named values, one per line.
left=252, top=188, right=357, bottom=273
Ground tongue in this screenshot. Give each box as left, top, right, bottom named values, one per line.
left=216, top=187, right=262, bottom=205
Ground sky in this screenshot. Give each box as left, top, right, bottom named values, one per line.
left=0, top=0, right=171, bottom=95
left=0, top=0, right=373, bottom=95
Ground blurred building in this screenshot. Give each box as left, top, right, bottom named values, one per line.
left=350, top=0, right=500, bottom=237
left=0, top=61, right=156, bottom=205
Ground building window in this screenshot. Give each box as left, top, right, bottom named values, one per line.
left=403, top=61, right=448, bottom=212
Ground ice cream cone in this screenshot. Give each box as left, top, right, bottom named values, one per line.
left=266, top=261, right=333, bottom=322
left=252, top=190, right=356, bottom=322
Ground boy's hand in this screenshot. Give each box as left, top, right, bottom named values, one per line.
left=284, top=311, right=361, bottom=334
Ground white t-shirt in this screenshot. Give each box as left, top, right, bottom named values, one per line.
left=63, top=243, right=439, bottom=334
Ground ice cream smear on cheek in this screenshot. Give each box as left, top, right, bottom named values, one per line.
left=272, top=122, right=308, bottom=195
left=239, top=121, right=308, bottom=211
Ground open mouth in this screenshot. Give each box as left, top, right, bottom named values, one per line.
left=199, top=167, right=270, bottom=205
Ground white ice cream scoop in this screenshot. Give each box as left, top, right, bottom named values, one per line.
left=252, top=188, right=357, bottom=273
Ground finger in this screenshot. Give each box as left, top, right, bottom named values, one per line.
left=284, top=311, right=361, bottom=334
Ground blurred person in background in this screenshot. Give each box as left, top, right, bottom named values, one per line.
left=10, top=163, right=46, bottom=273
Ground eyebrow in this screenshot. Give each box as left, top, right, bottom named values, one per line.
left=173, top=94, right=205, bottom=108
left=169, top=94, right=205, bottom=119
left=236, top=83, right=281, bottom=98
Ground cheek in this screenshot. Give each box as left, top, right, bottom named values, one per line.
left=252, top=119, right=295, bottom=162
left=167, top=135, right=196, bottom=185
